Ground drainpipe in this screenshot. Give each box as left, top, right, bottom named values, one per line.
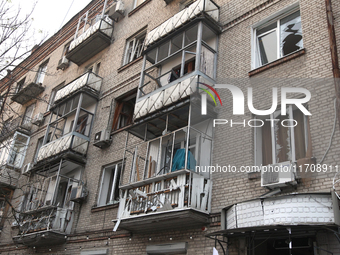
left=325, top=0, right=340, bottom=130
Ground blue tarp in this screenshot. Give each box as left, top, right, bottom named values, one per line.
left=171, top=149, right=196, bottom=172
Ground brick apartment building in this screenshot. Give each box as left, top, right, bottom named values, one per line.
left=0, top=0, right=339, bottom=254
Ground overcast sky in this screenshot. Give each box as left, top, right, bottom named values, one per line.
left=16, top=0, right=92, bottom=40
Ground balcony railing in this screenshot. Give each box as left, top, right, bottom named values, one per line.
left=145, top=0, right=219, bottom=46
left=54, top=72, right=102, bottom=104
left=37, top=133, right=88, bottom=162
left=0, top=116, right=31, bottom=141
left=11, top=82, right=45, bottom=105
left=67, top=17, right=113, bottom=65
left=13, top=207, right=74, bottom=246
left=115, top=170, right=211, bottom=232
left=0, top=165, right=20, bottom=187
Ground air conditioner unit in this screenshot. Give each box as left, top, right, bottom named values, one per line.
left=22, top=163, right=32, bottom=175
left=261, top=161, right=297, bottom=188
left=70, top=185, right=87, bottom=202
left=32, top=113, right=44, bottom=126
left=93, top=129, right=111, bottom=148
left=20, top=119, right=32, bottom=130
left=57, top=56, right=69, bottom=70
left=107, top=0, right=125, bottom=21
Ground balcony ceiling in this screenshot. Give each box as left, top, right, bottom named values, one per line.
left=11, top=82, right=45, bottom=105
left=114, top=209, right=209, bottom=233
left=66, top=31, right=111, bottom=66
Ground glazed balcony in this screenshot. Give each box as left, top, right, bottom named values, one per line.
left=11, top=82, right=45, bottom=105
left=137, top=13, right=219, bottom=120
left=53, top=71, right=102, bottom=105
left=114, top=117, right=213, bottom=233
left=66, top=17, right=113, bottom=65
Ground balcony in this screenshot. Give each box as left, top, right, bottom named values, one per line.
left=221, top=193, right=340, bottom=233
left=0, top=116, right=32, bottom=142
left=37, top=133, right=89, bottom=163
left=114, top=107, right=214, bottom=232
left=11, top=82, right=45, bottom=105
left=53, top=71, right=102, bottom=105
left=0, top=165, right=20, bottom=188
left=144, top=0, right=219, bottom=46
left=66, top=17, right=113, bottom=65
left=114, top=170, right=211, bottom=233
left=13, top=161, right=83, bottom=246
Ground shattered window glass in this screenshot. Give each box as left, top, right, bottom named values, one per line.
left=256, top=10, right=303, bottom=67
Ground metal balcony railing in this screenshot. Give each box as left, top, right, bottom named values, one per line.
left=37, top=133, right=88, bottom=162
left=53, top=72, right=102, bottom=105
left=0, top=116, right=31, bottom=141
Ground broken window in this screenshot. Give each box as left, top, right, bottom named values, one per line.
left=112, top=92, right=136, bottom=131
left=97, top=162, right=122, bottom=206
left=255, top=105, right=308, bottom=166
left=35, top=60, right=49, bottom=84
left=123, top=32, right=146, bottom=65
left=254, top=9, right=303, bottom=68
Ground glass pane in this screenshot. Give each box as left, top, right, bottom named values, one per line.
left=171, top=129, right=187, bottom=172
left=202, top=24, right=217, bottom=50
left=275, top=114, right=291, bottom=163
left=146, top=48, right=157, bottom=64
left=184, top=24, right=198, bottom=46
left=170, top=33, right=183, bottom=55
left=158, top=41, right=170, bottom=61
left=200, top=46, right=214, bottom=78
left=258, top=30, right=277, bottom=65
left=280, top=11, right=303, bottom=56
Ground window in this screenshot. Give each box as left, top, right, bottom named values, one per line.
left=253, top=9, right=303, bottom=68
left=133, top=0, right=146, bottom=9
left=35, top=60, right=49, bottom=84
left=15, top=77, right=26, bottom=94
left=97, top=162, right=122, bottom=206
left=7, top=132, right=30, bottom=168
left=87, top=62, right=101, bottom=74
left=22, top=103, right=35, bottom=127
left=123, top=32, right=146, bottom=65
left=255, top=105, right=308, bottom=166
left=112, top=92, right=136, bottom=131
left=33, top=137, right=44, bottom=163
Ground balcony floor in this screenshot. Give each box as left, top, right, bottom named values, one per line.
left=66, top=30, right=111, bottom=66
left=114, top=208, right=209, bottom=233
left=13, top=230, right=67, bottom=247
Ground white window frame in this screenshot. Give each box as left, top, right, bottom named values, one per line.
left=123, top=32, right=146, bottom=65
left=97, top=162, right=122, bottom=207
left=35, top=60, right=48, bottom=84
left=254, top=105, right=309, bottom=166
left=7, top=132, right=30, bottom=169
left=251, top=3, right=302, bottom=69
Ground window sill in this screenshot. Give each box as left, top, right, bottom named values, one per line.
left=128, top=0, right=152, bottom=17
left=248, top=48, right=306, bottom=77
left=91, top=203, right=119, bottom=213
left=117, top=56, right=143, bottom=73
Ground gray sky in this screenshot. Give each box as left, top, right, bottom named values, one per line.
left=16, top=0, right=92, bottom=39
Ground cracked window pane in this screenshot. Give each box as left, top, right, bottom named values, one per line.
left=280, top=11, right=303, bottom=56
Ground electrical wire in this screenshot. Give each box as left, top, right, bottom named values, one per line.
left=318, top=98, right=337, bottom=164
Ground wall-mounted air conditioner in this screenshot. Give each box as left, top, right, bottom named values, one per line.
left=57, top=56, right=70, bottom=70
left=22, top=163, right=32, bottom=175
left=32, top=113, right=44, bottom=126
left=107, top=0, right=125, bottom=21
left=261, top=161, right=296, bottom=188
left=70, top=185, right=87, bottom=202
left=93, top=129, right=111, bottom=148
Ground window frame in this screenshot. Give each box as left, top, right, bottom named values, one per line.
left=254, top=105, right=309, bottom=166
left=7, top=132, right=30, bottom=169
left=47, top=82, right=65, bottom=111
left=35, top=60, right=49, bottom=84
left=112, top=91, right=136, bottom=131
left=97, top=162, right=122, bottom=207
left=123, top=31, right=146, bottom=65
left=251, top=4, right=302, bottom=69
left=15, top=77, right=26, bottom=94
